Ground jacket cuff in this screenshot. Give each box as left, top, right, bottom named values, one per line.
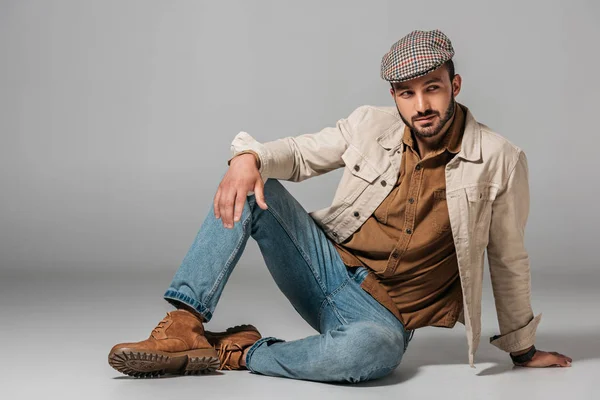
left=229, top=131, right=270, bottom=181
left=489, top=313, right=542, bottom=353
left=227, top=150, right=261, bottom=169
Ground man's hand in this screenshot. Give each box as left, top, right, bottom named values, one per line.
left=513, top=348, right=572, bottom=368
left=214, top=153, right=268, bottom=229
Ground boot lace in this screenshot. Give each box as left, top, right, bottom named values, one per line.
left=151, top=312, right=172, bottom=336
left=216, top=341, right=244, bottom=370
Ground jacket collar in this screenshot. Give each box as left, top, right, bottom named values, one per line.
left=376, top=104, right=481, bottom=163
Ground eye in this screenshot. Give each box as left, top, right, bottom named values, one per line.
left=400, top=91, right=412, bottom=98
left=427, top=85, right=440, bottom=91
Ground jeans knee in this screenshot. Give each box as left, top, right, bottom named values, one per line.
left=330, top=322, right=405, bottom=383
left=246, top=179, right=284, bottom=209
left=261, top=178, right=286, bottom=201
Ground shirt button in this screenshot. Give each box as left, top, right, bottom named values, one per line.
left=354, top=165, right=360, bottom=171
left=380, top=180, right=387, bottom=187
left=405, top=228, right=412, bottom=234
left=332, top=232, right=338, bottom=236
left=353, top=211, right=360, bottom=218
left=396, top=150, right=400, bottom=154
left=391, top=252, right=399, bottom=258
left=408, top=198, right=415, bottom=204
left=415, top=164, right=422, bottom=171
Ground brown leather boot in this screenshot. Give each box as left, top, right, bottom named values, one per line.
left=108, top=309, right=220, bottom=378
left=205, top=325, right=262, bottom=370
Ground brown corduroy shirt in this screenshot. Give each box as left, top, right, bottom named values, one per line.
left=333, top=102, right=468, bottom=331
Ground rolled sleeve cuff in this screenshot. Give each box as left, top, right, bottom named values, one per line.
left=229, top=131, right=270, bottom=181
left=227, top=149, right=261, bottom=169
left=489, top=313, right=542, bottom=353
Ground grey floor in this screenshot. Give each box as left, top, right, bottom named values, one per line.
left=2, top=250, right=598, bottom=399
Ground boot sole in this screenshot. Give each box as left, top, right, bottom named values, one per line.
left=108, top=347, right=220, bottom=378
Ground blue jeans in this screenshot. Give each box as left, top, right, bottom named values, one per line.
left=164, top=179, right=414, bottom=383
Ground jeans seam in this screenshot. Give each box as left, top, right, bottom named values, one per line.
left=317, top=295, right=349, bottom=331
left=204, top=210, right=252, bottom=305
left=330, top=301, right=349, bottom=326
left=329, top=277, right=349, bottom=298
left=260, top=198, right=329, bottom=296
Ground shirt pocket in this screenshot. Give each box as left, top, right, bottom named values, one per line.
left=432, top=188, right=451, bottom=234
left=340, top=146, right=381, bottom=205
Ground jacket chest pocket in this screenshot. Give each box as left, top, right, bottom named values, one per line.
left=465, top=185, right=499, bottom=243
left=340, top=146, right=381, bottom=205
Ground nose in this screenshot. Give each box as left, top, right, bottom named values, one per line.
left=414, top=93, right=430, bottom=115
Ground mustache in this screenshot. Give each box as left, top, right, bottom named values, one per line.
left=413, top=111, right=439, bottom=122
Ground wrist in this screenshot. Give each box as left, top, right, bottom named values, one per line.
left=510, top=345, right=534, bottom=356
left=510, top=345, right=537, bottom=364
left=230, top=153, right=260, bottom=169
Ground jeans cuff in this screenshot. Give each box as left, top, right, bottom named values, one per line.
left=163, top=289, right=213, bottom=322
left=245, top=336, right=285, bottom=373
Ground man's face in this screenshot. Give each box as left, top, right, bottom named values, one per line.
left=390, top=65, right=461, bottom=140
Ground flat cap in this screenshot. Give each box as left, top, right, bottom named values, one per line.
left=380, top=29, right=454, bottom=82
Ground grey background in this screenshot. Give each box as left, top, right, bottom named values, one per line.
left=1, top=1, right=598, bottom=399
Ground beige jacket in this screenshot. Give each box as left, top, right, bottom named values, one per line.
left=229, top=105, right=542, bottom=367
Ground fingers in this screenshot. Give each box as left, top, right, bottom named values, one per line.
left=549, top=351, right=572, bottom=366
left=254, top=179, right=268, bottom=210
left=213, top=187, right=222, bottom=219
left=215, top=175, right=267, bottom=228
left=543, top=353, right=572, bottom=368
left=518, top=350, right=572, bottom=368
left=233, top=190, right=247, bottom=223
left=220, top=187, right=237, bottom=228
left=558, top=354, right=572, bottom=367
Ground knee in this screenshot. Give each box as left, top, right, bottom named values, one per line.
left=329, top=322, right=405, bottom=383
left=246, top=178, right=284, bottom=208
left=261, top=178, right=286, bottom=201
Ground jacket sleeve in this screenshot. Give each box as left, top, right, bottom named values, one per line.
left=487, top=150, right=542, bottom=353
left=228, top=106, right=368, bottom=182
left=227, top=150, right=261, bottom=169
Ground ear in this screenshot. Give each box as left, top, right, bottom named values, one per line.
left=389, top=87, right=395, bottom=98
left=451, top=74, right=462, bottom=97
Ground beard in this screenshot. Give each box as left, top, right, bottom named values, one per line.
left=396, top=95, right=456, bottom=139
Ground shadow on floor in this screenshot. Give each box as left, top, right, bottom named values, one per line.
left=336, top=329, right=596, bottom=386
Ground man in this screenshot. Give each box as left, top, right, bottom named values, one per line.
left=109, top=29, right=571, bottom=382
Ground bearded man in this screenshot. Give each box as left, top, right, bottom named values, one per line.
left=109, top=29, right=571, bottom=382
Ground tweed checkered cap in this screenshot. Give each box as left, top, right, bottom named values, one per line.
left=381, top=29, right=454, bottom=82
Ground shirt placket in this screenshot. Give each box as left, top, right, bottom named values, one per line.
left=383, top=149, right=424, bottom=278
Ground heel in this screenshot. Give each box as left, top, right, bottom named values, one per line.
left=184, top=348, right=220, bottom=374
left=184, top=354, right=221, bottom=375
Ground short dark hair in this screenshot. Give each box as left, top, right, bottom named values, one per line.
left=444, top=59, right=455, bottom=81
left=390, top=59, right=455, bottom=90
